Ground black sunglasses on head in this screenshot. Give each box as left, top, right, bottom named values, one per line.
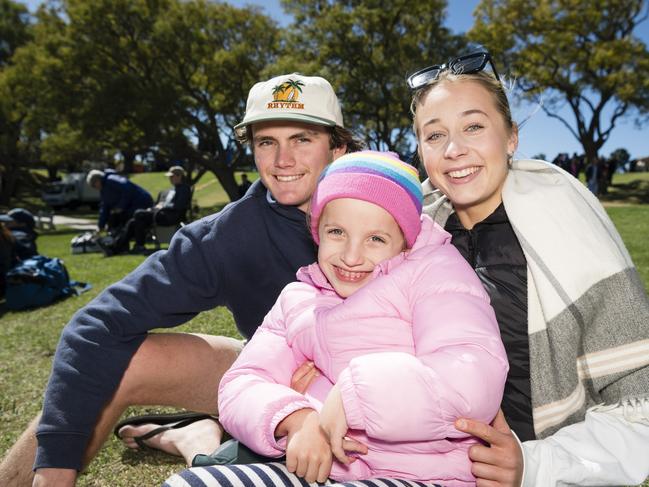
left=406, top=51, right=501, bottom=90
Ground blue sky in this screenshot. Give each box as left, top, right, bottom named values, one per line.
left=22, top=0, right=649, bottom=161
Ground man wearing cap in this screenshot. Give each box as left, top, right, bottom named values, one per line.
left=101, top=165, right=192, bottom=255
left=0, top=73, right=363, bottom=486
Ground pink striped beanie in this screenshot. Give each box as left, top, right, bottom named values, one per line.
left=309, top=150, right=423, bottom=248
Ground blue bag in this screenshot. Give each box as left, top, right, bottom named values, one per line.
left=5, top=255, right=90, bottom=310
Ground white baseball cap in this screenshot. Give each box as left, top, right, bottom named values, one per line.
left=235, top=73, right=344, bottom=137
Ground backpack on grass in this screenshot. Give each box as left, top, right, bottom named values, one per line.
left=5, top=255, right=91, bottom=310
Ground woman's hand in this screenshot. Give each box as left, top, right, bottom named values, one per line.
left=320, top=384, right=368, bottom=464
left=455, top=409, right=523, bottom=487
left=290, top=361, right=319, bottom=394
left=278, top=409, right=332, bottom=483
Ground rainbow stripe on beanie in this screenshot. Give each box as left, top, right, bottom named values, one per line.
left=310, top=150, right=423, bottom=247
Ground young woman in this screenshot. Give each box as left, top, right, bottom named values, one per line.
left=409, top=50, right=649, bottom=486
left=164, top=150, right=508, bottom=487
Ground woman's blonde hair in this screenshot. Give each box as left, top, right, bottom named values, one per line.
left=410, top=70, right=515, bottom=138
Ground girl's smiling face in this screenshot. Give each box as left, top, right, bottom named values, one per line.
left=317, top=198, right=405, bottom=298
left=415, top=80, right=518, bottom=229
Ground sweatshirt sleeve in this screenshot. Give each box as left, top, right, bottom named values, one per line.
left=34, top=218, right=233, bottom=470
left=338, top=246, right=509, bottom=442
left=218, top=287, right=314, bottom=457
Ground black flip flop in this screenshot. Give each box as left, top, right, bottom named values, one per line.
left=114, top=411, right=217, bottom=449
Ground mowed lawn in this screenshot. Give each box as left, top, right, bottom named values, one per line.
left=1, top=173, right=648, bottom=486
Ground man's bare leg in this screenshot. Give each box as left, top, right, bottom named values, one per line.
left=0, top=332, right=242, bottom=487
left=0, top=416, right=40, bottom=487
left=83, top=333, right=242, bottom=464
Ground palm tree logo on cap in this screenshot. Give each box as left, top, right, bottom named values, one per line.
left=272, top=79, right=305, bottom=102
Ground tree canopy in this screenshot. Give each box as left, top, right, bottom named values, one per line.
left=3, top=0, right=649, bottom=207
left=278, top=0, right=461, bottom=156
left=2, top=0, right=279, bottom=201
left=470, top=0, right=649, bottom=164
left=0, top=0, right=33, bottom=204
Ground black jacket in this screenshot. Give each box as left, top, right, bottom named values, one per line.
left=445, top=203, right=535, bottom=442
left=156, top=182, right=192, bottom=223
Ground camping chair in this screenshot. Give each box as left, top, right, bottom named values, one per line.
left=149, top=220, right=184, bottom=250
left=148, top=185, right=195, bottom=250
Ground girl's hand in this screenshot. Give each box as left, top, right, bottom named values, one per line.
left=320, top=384, right=368, bottom=464
left=455, top=409, right=523, bottom=487
left=282, top=409, right=333, bottom=483
left=290, top=361, right=319, bottom=394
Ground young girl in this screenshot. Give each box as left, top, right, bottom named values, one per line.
left=167, top=150, right=508, bottom=486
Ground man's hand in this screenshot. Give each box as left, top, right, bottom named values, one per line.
left=277, top=409, right=332, bottom=483
left=290, top=361, right=319, bottom=394
left=33, top=468, right=77, bottom=487
left=455, top=410, right=523, bottom=487
left=320, top=384, right=367, bottom=465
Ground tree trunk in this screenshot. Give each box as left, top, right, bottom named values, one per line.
left=0, top=165, right=20, bottom=206
left=211, top=166, right=239, bottom=201
left=582, top=140, right=599, bottom=167
left=47, top=165, right=59, bottom=181
left=122, top=150, right=135, bottom=174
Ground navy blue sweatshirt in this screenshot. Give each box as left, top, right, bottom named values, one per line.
left=98, top=173, right=154, bottom=229
left=35, top=180, right=317, bottom=470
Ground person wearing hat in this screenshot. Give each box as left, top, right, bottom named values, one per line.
left=2, top=73, right=363, bottom=486
left=86, top=169, right=154, bottom=235
left=101, top=165, right=192, bottom=255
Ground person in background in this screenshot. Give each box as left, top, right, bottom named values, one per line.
left=0, top=208, right=38, bottom=260
left=0, top=220, right=16, bottom=298
left=86, top=169, right=154, bottom=236
left=101, top=165, right=192, bottom=255
left=238, top=173, right=253, bottom=198
left=408, top=49, right=649, bottom=486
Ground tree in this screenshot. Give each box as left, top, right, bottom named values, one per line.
left=148, top=0, right=280, bottom=199
left=0, top=0, right=31, bottom=67
left=470, top=0, right=649, bottom=165
left=609, top=147, right=630, bottom=165
left=278, top=0, right=462, bottom=157
left=0, top=0, right=32, bottom=205
left=6, top=0, right=279, bottom=201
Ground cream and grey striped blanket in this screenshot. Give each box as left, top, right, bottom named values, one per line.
left=423, top=159, right=649, bottom=438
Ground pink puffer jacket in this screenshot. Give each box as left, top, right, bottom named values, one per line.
left=218, top=215, right=508, bottom=486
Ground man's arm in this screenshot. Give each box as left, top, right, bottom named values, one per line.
left=35, top=218, right=228, bottom=471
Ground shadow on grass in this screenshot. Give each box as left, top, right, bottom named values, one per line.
left=601, top=180, right=649, bottom=205
left=119, top=447, right=185, bottom=467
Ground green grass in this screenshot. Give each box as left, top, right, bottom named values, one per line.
left=605, top=205, right=649, bottom=289
left=0, top=229, right=241, bottom=485
left=1, top=173, right=648, bottom=486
